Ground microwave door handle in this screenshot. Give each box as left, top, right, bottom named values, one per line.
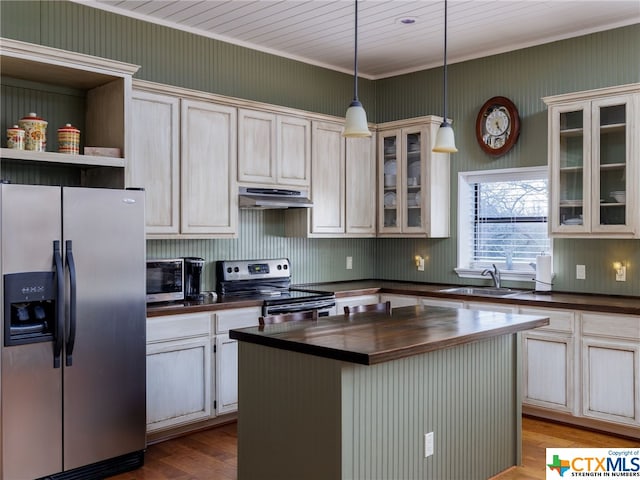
left=53, top=240, right=64, bottom=369
left=65, top=240, right=77, bottom=367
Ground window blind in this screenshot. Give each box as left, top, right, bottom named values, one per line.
left=465, top=174, right=550, bottom=270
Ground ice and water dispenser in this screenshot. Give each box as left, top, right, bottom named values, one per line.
left=3, top=271, right=56, bottom=346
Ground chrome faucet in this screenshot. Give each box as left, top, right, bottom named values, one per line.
left=481, top=264, right=501, bottom=288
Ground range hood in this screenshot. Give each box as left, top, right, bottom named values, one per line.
left=239, top=187, right=313, bottom=209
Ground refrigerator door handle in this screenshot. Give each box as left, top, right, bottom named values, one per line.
left=65, top=240, right=77, bottom=367
left=53, top=240, right=64, bottom=369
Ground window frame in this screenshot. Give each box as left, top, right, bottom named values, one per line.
left=455, top=166, right=552, bottom=282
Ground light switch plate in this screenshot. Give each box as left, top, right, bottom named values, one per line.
left=576, top=265, right=586, bottom=280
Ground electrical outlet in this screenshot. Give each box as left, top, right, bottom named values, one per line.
left=417, top=257, right=425, bottom=271
left=576, top=264, right=586, bottom=280
left=616, top=265, right=626, bottom=282
left=346, top=256, right=353, bottom=270
left=424, top=432, right=434, bottom=457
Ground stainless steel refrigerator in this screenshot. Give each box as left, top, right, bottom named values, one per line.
left=1, top=184, right=146, bottom=480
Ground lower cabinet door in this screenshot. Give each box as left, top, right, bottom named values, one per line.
left=522, top=332, right=574, bottom=412
left=582, top=338, right=639, bottom=425
left=216, top=334, right=239, bottom=414
left=146, top=336, right=212, bottom=432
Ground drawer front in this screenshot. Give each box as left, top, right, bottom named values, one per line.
left=147, top=312, right=211, bottom=343
left=215, top=306, right=262, bottom=334
left=519, top=307, right=574, bottom=333
left=581, top=312, right=640, bottom=340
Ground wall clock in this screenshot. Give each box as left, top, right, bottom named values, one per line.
left=475, top=96, right=520, bottom=156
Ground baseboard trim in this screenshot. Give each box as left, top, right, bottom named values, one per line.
left=146, top=413, right=238, bottom=445
left=523, top=405, right=639, bottom=440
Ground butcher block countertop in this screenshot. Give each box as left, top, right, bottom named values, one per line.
left=229, top=305, right=549, bottom=365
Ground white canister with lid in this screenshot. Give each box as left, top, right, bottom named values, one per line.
left=18, top=113, right=48, bottom=152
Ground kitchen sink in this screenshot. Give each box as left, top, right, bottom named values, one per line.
left=438, top=286, right=527, bottom=298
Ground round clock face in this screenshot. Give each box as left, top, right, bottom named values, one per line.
left=475, top=96, right=520, bottom=156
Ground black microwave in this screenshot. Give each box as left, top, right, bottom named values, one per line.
left=146, top=259, right=184, bottom=303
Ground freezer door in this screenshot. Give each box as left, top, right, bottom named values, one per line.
left=62, top=187, right=146, bottom=470
left=1, top=184, right=63, bottom=479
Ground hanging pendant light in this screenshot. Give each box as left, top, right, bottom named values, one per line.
left=433, top=0, right=457, bottom=153
left=343, top=0, right=371, bottom=137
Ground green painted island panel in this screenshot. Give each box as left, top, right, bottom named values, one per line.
left=237, top=334, right=520, bottom=480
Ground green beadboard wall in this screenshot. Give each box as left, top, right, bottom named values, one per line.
left=147, top=210, right=378, bottom=291
left=1, top=1, right=638, bottom=295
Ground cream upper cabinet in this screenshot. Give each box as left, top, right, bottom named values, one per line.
left=285, top=120, right=376, bottom=237
left=130, top=81, right=238, bottom=238
left=544, top=84, right=639, bottom=238
left=345, top=134, right=377, bottom=235
left=129, top=90, right=180, bottom=234
left=238, top=109, right=276, bottom=184
left=309, top=120, right=345, bottom=234
left=377, top=116, right=450, bottom=237
left=238, top=108, right=310, bottom=187
left=181, top=99, right=238, bottom=236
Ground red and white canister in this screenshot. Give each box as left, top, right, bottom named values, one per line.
left=18, top=112, right=48, bottom=152
left=57, top=123, right=80, bottom=155
left=6, top=125, right=25, bottom=150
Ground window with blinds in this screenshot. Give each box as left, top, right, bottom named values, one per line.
left=458, top=167, right=551, bottom=275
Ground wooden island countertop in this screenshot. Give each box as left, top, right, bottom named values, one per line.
left=229, top=304, right=549, bottom=365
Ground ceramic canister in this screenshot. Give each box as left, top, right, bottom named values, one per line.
left=18, top=113, right=48, bottom=151
left=6, top=125, right=25, bottom=150
left=57, top=123, right=80, bottom=154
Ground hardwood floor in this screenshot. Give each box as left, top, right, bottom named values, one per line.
left=110, top=417, right=638, bottom=480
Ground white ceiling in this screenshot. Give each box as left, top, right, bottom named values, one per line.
left=76, top=0, right=640, bottom=79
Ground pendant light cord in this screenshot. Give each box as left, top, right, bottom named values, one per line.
left=442, top=0, right=448, bottom=122
left=353, top=0, right=359, bottom=102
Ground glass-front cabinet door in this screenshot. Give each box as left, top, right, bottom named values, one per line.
left=592, top=97, right=631, bottom=234
left=546, top=85, right=638, bottom=238
left=403, top=128, right=425, bottom=233
left=553, top=103, right=590, bottom=234
left=378, top=126, right=427, bottom=235
left=380, top=129, right=402, bottom=234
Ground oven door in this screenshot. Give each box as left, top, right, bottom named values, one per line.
left=263, top=298, right=336, bottom=317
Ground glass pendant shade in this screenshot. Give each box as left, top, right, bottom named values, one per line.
left=433, top=121, right=458, bottom=153
left=344, top=100, right=371, bottom=137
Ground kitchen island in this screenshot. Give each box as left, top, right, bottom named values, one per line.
left=230, top=305, right=549, bottom=480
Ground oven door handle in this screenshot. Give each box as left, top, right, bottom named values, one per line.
left=265, top=301, right=335, bottom=316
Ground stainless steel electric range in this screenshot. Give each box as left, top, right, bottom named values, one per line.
left=216, top=258, right=336, bottom=317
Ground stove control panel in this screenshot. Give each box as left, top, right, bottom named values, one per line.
left=217, top=258, right=290, bottom=282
